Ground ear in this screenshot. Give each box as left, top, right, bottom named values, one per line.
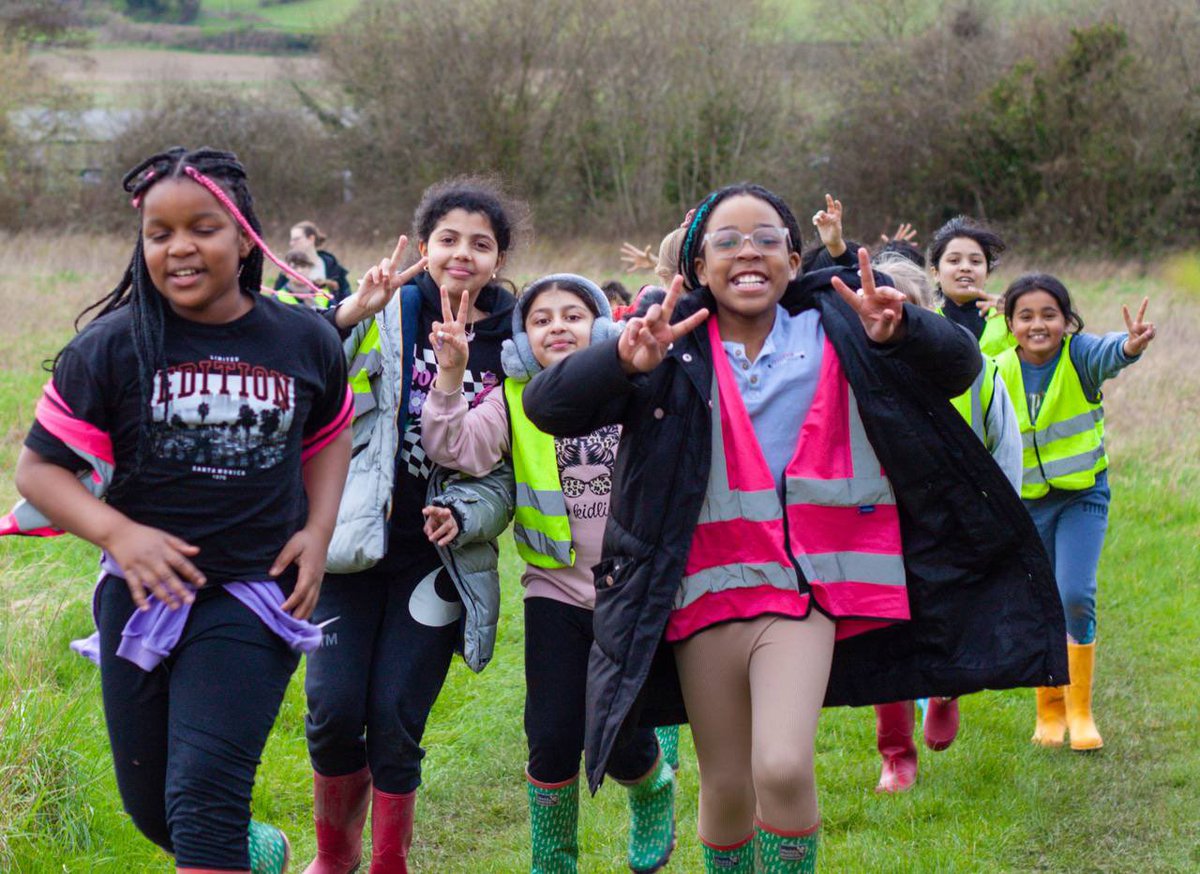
left=787, top=250, right=801, bottom=280
left=418, top=239, right=429, bottom=259
left=694, top=256, right=708, bottom=287
left=496, top=251, right=507, bottom=270
left=237, top=229, right=254, bottom=261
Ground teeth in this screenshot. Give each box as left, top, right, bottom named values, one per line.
left=733, top=275, right=766, bottom=286
left=172, top=269, right=199, bottom=276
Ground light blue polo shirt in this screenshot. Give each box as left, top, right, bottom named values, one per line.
left=720, top=305, right=825, bottom=490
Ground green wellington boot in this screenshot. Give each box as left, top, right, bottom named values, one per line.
left=701, top=835, right=754, bottom=873
left=655, top=725, right=680, bottom=771
left=756, top=820, right=818, bottom=873
left=619, top=755, right=676, bottom=872
left=527, top=771, right=579, bottom=874
left=248, top=820, right=291, bottom=874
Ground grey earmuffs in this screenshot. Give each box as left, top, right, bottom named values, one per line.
left=501, top=273, right=624, bottom=381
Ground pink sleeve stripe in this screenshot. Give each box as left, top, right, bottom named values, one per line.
left=0, top=513, right=62, bottom=537
left=301, top=386, right=353, bottom=463
left=35, top=383, right=116, bottom=465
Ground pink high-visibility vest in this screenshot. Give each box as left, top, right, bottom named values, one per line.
left=666, top=317, right=909, bottom=642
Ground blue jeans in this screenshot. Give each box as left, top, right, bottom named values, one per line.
left=1023, top=472, right=1110, bottom=643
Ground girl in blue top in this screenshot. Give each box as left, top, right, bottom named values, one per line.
left=995, top=273, right=1156, bottom=751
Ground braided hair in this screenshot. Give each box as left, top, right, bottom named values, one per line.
left=678, top=183, right=803, bottom=291
left=68, top=146, right=273, bottom=484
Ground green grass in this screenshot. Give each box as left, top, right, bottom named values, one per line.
left=2, top=243, right=1198, bottom=871
left=194, top=0, right=361, bottom=33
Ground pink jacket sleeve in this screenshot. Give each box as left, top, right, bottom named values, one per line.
left=420, top=386, right=511, bottom=478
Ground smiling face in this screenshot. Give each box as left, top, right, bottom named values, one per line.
left=694, top=195, right=800, bottom=336
left=934, top=236, right=989, bottom=304
left=141, top=178, right=253, bottom=324
left=418, top=209, right=506, bottom=306
left=1008, top=289, right=1067, bottom=364
left=524, top=286, right=596, bottom=369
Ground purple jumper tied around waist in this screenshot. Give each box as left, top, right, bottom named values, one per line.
left=70, top=552, right=323, bottom=671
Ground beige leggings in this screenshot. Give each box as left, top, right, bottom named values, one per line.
left=674, top=613, right=836, bottom=846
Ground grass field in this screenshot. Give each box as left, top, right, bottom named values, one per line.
left=1, top=235, right=1198, bottom=871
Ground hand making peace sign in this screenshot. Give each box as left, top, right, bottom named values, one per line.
left=336, top=235, right=429, bottom=329
left=812, top=193, right=845, bottom=253
left=431, top=284, right=473, bottom=392
left=617, top=275, right=710, bottom=374
left=830, top=246, right=908, bottom=344
left=1121, top=296, right=1156, bottom=357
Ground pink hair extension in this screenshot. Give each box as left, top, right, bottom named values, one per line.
left=182, top=166, right=330, bottom=301
left=129, top=170, right=156, bottom=208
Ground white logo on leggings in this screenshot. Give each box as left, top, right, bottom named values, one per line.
left=409, top=568, right=463, bottom=628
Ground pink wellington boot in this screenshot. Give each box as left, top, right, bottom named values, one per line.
left=368, top=788, right=416, bottom=873
left=304, top=767, right=372, bottom=874
left=923, top=697, right=960, bottom=752
left=874, top=701, right=917, bottom=793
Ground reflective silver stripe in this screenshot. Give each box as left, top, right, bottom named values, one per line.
left=1023, top=407, right=1104, bottom=449
left=1022, top=464, right=1047, bottom=486
left=969, top=367, right=985, bottom=442
left=1039, top=444, right=1107, bottom=480
left=349, top=347, right=383, bottom=378
left=516, top=481, right=569, bottom=518
left=784, top=476, right=895, bottom=507
left=804, top=551, right=906, bottom=586
left=513, top=523, right=573, bottom=563
left=675, top=562, right=799, bottom=610
left=353, top=391, right=377, bottom=417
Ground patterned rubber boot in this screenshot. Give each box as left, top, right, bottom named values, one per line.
left=527, top=771, right=579, bottom=874
left=874, top=701, right=917, bottom=793
left=1065, top=641, right=1104, bottom=751
left=700, top=834, right=754, bottom=873
left=655, top=725, right=680, bottom=771
left=755, top=820, right=818, bottom=873
left=248, top=820, right=292, bottom=874
left=923, top=697, right=960, bottom=751
left=1031, top=686, right=1067, bottom=747
left=303, top=766, right=372, bottom=873
left=620, top=754, right=676, bottom=872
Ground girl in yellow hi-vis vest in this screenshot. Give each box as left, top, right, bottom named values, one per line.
left=421, top=274, right=677, bottom=874
left=995, top=273, right=1156, bottom=751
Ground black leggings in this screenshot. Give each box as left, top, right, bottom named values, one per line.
left=305, top=553, right=461, bottom=794
left=96, top=575, right=299, bottom=869
left=524, top=596, right=658, bottom=784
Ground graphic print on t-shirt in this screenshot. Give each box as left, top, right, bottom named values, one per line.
left=149, top=356, right=295, bottom=473
left=401, top=345, right=500, bottom=479
left=555, top=425, right=619, bottom=521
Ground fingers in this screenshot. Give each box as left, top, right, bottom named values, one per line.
left=440, top=283, right=453, bottom=323
left=855, top=247, right=875, bottom=296
left=281, top=569, right=320, bottom=620
left=454, top=286, right=471, bottom=325
left=1137, top=296, right=1149, bottom=325
left=388, top=234, right=408, bottom=266
left=393, top=255, right=428, bottom=287
left=123, top=574, right=151, bottom=612
left=670, top=307, right=711, bottom=340
left=659, top=275, right=685, bottom=321
left=269, top=537, right=302, bottom=577
left=164, top=535, right=205, bottom=585
left=831, top=275, right=863, bottom=314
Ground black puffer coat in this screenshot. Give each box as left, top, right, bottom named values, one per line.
left=524, top=267, right=1067, bottom=792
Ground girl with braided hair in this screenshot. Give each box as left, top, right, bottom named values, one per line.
left=12, top=146, right=353, bottom=873
left=522, top=183, right=1067, bottom=871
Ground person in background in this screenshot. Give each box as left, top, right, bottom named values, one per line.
left=275, top=220, right=352, bottom=303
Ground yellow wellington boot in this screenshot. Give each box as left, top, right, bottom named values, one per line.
left=1031, top=686, right=1066, bottom=747
left=1065, top=642, right=1104, bottom=751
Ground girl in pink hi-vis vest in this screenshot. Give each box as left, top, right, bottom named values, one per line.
left=613, top=186, right=914, bottom=872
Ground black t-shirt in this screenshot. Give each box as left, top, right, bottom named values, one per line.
left=25, top=295, right=348, bottom=585
left=383, top=271, right=515, bottom=566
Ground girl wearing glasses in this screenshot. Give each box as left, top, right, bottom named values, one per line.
left=522, top=183, right=1067, bottom=872
left=420, top=274, right=676, bottom=873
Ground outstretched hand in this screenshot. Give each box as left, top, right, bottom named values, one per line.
left=343, top=235, right=428, bottom=327
left=831, top=247, right=907, bottom=344
left=1122, top=297, right=1156, bottom=356
left=812, top=193, right=845, bottom=254
left=620, top=242, right=657, bottom=273
left=422, top=505, right=460, bottom=547
left=617, top=275, right=709, bottom=374
left=880, top=222, right=918, bottom=245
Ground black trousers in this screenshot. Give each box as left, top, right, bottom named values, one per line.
left=305, top=553, right=462, bottom=794
left=524, top=596, right=658, bottom=784
left=97, top=576, right=299, bottom=869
